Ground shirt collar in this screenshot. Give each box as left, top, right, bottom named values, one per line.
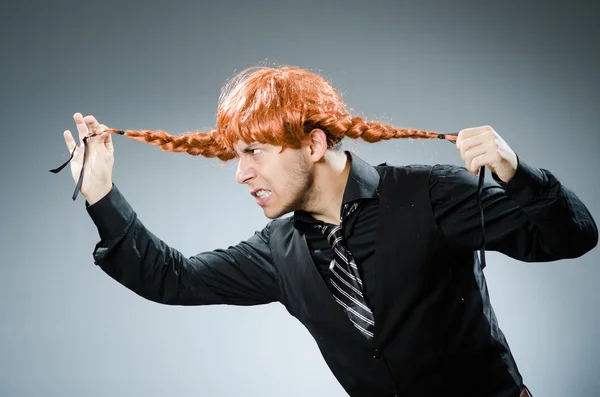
left=293, top=150, right=380, bottom=226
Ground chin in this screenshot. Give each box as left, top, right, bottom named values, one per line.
left=262, top=205, right=292, bottom=220
left=263, top=209, right=283, bottom=219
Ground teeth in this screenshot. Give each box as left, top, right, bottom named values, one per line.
left=256, top=190, right=271, bottom=198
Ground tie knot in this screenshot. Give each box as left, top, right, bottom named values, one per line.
left=314, top=201, right=361, bottom=248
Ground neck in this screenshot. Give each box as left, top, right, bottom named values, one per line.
left=305, top=150, right=351, bottom=225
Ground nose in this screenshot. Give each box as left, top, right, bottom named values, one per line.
left=235, top=156, right=256, bottom=184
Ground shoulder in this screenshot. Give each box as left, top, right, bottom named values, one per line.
left=374, top=162, right=437, bottom=180
left=262, top=216, right=294, bottom=238
left=379, top=162, right=475, bottom=179
left=375, top=163, right=481, bottom=194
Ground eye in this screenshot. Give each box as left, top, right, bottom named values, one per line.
left=250, top=148, right=262, bottom=155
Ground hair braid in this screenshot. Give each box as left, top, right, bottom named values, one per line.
left=104, top=127, right=236, bottom=161
left=307, top=114, right=441, bottom=144
left=98, top=66, right=456, bottom=162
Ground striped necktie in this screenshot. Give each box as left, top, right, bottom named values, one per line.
left=315, top=201, right=375, bottom=340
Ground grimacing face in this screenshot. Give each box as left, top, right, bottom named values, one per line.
left=234, top=140, right=317, bottom=219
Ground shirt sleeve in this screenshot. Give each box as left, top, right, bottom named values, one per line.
left=85, top=183, right=280, bottom=306
left=430, top=154, right=598, bottom=262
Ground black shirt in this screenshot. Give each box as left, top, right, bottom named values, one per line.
left=85, top=151, right=598, bottom=396
left=295, top=151, right=596, bottom=297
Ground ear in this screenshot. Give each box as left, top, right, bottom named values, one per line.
left=303, top=128, right=328, bottom=162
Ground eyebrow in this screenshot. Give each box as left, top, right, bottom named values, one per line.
left=235, top=143, right=260, bottom=155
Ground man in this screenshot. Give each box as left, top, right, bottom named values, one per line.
left=58, top=66, right=597, bottom=396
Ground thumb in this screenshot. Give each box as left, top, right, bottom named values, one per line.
left=99, top=124, right=114, bottom=153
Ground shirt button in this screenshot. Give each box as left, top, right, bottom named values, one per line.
left=371, top=348, right=382, bottom=359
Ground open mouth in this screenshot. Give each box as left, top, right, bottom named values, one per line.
left=253, top=189, right=272, bottom=205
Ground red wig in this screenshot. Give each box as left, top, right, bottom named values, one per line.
left=104, top=66, right=454, bottom=161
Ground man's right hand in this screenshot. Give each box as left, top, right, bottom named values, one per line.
left=64, top=113, right=114, bottom=205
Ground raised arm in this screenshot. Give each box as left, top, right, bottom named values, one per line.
left=61, top=113, right=279, bottom=306
left=430, top=155, right=598, bottom=262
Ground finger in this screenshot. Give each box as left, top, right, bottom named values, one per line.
left=469, top=154, right=484, bottom=175
left=468, top=152, right=492, bottom=175
left=455, top=128, right=473, bottom=149
left=456, top=126, right=486, bottom=149
left=64, top=130, right=77, bottom=153
left=463, top=138, right=492, bottom=164
left=459, top=132, right=489, bottom=161
left=73, top=112, right=89, bottom=142
left=99, top=124, right=114, bottom=153
left=83, top=115, right=106, bottom=143
left=83, top=115, right=101, bottom=132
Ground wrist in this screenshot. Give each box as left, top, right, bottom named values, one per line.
left=84, top=184, right=113, bottom=206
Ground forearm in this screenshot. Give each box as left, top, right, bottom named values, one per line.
left=86, top=184, right=214, bottom=304
left=432, top=158, right=598, bottom=262
left=490, top=157, right=598, bottom=259
left=85, top=184, right=280, bottom=305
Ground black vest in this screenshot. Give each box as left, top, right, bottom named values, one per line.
left=268, top=164, right=522, bottom=397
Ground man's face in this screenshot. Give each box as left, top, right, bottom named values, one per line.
left=234, top=140, right=316, bottom=219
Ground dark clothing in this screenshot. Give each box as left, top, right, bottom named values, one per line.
left=85, top=152, right=597, bottom=397
left=295, top=153, right=597, bottom=285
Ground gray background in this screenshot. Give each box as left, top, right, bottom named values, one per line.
left=1, top=0, right=599, bottom=396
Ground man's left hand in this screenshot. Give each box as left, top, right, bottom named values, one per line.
left=455, top=125, right=518, bottom=183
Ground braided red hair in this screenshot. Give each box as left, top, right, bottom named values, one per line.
left=104, top=66, right=453, bottom=161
